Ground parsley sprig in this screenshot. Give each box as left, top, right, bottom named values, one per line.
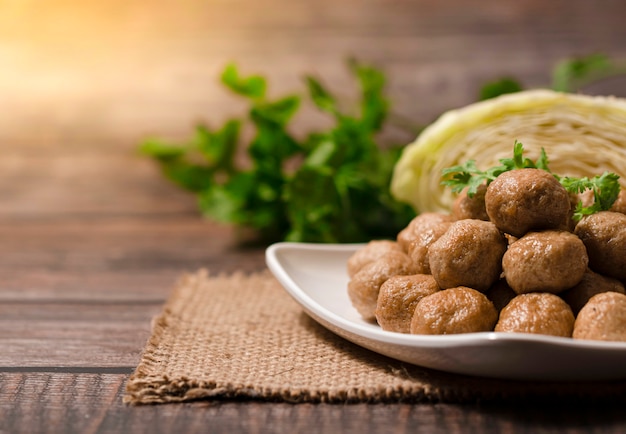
left=558, top=172, right=621, bottom=220
left=140, top=61, right=415, bottom=243
left=441, top=140, right=549, bottom=197
left=442, top=141, right=621, bottom=221
left=477, top=53, right=626, bottom=99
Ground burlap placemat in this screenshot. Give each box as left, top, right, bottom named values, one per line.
left=124, top=270, right=626, bottom=405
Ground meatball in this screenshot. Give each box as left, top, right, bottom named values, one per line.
left=495, top=293, right=575, bottom=338
left=410, top=286, right=497, bottom=335
left=452, top=183, right=489, bottom=221
left=396, top=212, right=454, bottom=251
left=347, top=240, right=403, bottom=278
left=560, top=269, right=625, bottom=315
left=428, top=219, right=507, bottom=291
left=375, top=274, right=440, bottom=333
left=347, top=250, right=415, bottom=321
left=573, top=292, right=626, bottom=342
left=610, top=190, right=626, bottom=214
left=502, top=230, right=588, bottom=294
left=406, top=221, right=452, bottom=274
left=574, top=211, right=626, bottom=281
left=485, top=168, right=571, bottom=237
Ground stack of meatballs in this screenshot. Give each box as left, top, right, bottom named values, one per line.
left=347, top=168, right=626, bottom=342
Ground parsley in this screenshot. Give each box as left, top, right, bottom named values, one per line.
left=140, top=61, right=415, bottom=243
left=441, top=140, right=549, bottom=197
left=442, top=141, right=621, bottom=221
left=478, top=53, right=626, bottom=99
left=478, top=77, right=523, bottom=101
left=557, top=172, right=621, bottom=221
left=552, top=53, right=620, bottom=93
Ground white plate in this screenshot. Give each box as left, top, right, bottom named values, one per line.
left=266, top=242, right=626, bottom=381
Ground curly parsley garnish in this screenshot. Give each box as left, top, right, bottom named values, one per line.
left=442, top=141, right=621, bottom=221
left=441, top=140, right=549, bottom=197
left=558, top=172, right=621, bottom=220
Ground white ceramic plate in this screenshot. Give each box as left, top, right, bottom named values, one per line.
left=266, top=242, right=626, bottom=381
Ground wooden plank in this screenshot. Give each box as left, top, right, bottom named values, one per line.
left=0, top=301, right=162, bottom=322
left=0, top=271, right=181, bottom=302
left=0, top=219, right=267, bottom=279
left=1, top=372, right=626, bottom=434
left=0, top=336, right=145, bottom=368
left=0, top=153, right=197, bottom=218
left=0, top=300, right=159, bottom=368
left=0, top=373, right=129, bottom=434
left=0, top=317, right=154, bottom=367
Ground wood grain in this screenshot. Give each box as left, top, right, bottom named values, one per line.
left=2, top=374, right=626, bottom=434
left=2, top=0, right=626, bottom=432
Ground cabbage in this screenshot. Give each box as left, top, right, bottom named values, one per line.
left=390, top=89, right=626, bottom=214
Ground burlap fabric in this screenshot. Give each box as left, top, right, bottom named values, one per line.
left=124, top=270, right=626, bottom=405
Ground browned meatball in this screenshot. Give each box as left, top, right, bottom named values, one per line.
left=574, top=211, right=626, bottom=281
left=560, top=269, right=625, bottom=315
left=484, top=168, right=571, bottom=237
left=347, top=240, right=403, bottom=278
left=410, top=286, right=497, bottom=335
left=502, top=230, right=588, bottom=294
left=347, top=250, right=415, bottom=321
left=485, top=279, right=517, bottom=312
left=428, top=219, right=506, bottom=291
left=406, top=221, right=452, bottom=274
left=396, top=212, right=454, bottom=251
left=610, top=190, right=626, bottom=214
left=573, top=292, right=626, bottom=342
left=375, top=274, right=440, bottom=333
left=495, top=293, right=575, bottom=337
left=452, top=183, right=489, bottom=221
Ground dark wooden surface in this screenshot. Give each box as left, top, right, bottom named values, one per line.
left=2, top=1, right=626, bottom=432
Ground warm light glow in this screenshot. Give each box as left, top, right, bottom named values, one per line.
left=0, top=1, right=241, bottom=140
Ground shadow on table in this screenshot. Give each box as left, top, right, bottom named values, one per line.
left=298, top=312, right=626, bottom=407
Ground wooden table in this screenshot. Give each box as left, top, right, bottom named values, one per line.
left=2, top=1, right=626, bottom=432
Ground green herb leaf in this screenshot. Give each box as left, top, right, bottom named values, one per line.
left=351, top=60, right=388, bottom=131
left=441, top=160, right=492, bottom=196
left=139, top=139, right=187, bottom=161
left=479, top=77, right=523, bottom=101
left=284, top=165, right=347, bottom=243
left=250, top=95, right=300, bottom=126
left=306, top=76, right=338, bottom=114
left=221, top=63, right=267, bottom=99
left=161, top=163, right=215, bottom=192
left=195, top=120, right=240, bottom=174
left=441, top=141, right=551, bottom=197
left=497, top=140, right=550, bottom=171
left=534, top=148, right=551, bottom=171
left=552, top=53, right=613, bottom=92
left=558, top=172, right=621, bottom=220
